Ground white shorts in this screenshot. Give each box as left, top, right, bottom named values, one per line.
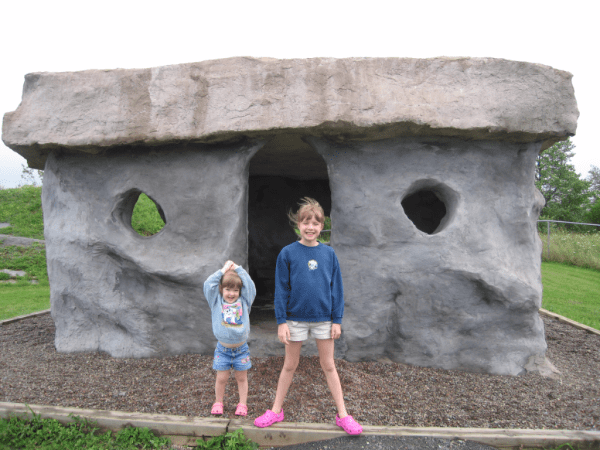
left=288, top=321, right=332, bottom=341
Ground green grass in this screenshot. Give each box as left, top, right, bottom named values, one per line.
left=541, top=262, right=600, bottom=330
left=0, top=410, right=261, bottom=450
left=0, top=242, right=50, bottom=320
left=536, top=228, right=600, bottom=330
left=0, top=187, right=49, bottom=319
left=0, top=243, right=48, bottom=281
left=0, top=410, right=173, bottom=449
left=0, top=185, right=44, bottom=240
left=131, top=194, right=166, bottom=236
left=196, top=428, right=258, bottom=449
left=0, top=285, right=50, bottom=320
left=539, top=227, right=600, bottom=271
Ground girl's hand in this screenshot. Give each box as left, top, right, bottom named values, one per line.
left=331, top=323, right=342, bottom=340
left=221, top=261, right=232, bottom=273
left=221, top=260, right=238, bottom=273
left=278, top=323, right=291, bottom=345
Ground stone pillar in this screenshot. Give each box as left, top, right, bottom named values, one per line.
left=310, top=136, right=546, bottom=375
left=42, top=141, right=262, bottom=357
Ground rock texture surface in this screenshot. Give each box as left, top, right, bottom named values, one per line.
left=42, top=142, right=261, bottom=357
left=311, top=136, right=547, bottom=375
left=3, top=57, right=577, bottom=169
left=1, top=57, right=579, bottom=375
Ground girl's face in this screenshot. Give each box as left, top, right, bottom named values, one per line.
left=222, top=286, right=240, bottom=303
left=298, top=215, right=323, bottom=247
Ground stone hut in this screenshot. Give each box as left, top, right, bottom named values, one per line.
left=2, top=57, right=578, bottom=375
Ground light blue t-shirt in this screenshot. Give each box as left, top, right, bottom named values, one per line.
left=203, top=266, right=256, bottom=345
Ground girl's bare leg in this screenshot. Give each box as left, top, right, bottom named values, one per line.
left=271, top=341, right=302, bottom=413
left=234, top=370, right=248, bottom=405
left=316, top=338, right=348, bottom=418
left=215, top=370, right=230, bottom=403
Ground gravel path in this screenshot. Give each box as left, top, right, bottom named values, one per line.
left=1, top=313, right=599, bottom=431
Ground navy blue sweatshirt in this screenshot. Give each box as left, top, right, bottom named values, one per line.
left=274, top=241, right=344, bottom=325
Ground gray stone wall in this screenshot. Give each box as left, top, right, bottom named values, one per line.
left=309, top=136, right=546, bottom=375
left=42, top=142, right=261, bottom=357
left=40, top=135, right=549, bottom=374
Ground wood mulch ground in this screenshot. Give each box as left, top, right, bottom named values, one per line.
left=1, top=313, right=599, bottom=431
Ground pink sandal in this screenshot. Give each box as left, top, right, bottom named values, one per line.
left=211, top=402, right=223, bottom=415
left=235, top=403, right=248, bottom=416
left=254, top=409, right=284, bottom=428
left=336, top=414, right=363, bottom=435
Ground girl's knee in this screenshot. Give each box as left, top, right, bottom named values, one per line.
left=282, top=349, right=301, bottom=372
left=282, top=359, right=299, bottom=373
left=234, top=370, right=248, bottom=381
left=216, top=371, right=230, bottom=384
left=319, top=357, right=336, bottom=373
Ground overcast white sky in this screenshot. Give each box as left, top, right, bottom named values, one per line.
left=1, top=0, right=597, bottom=188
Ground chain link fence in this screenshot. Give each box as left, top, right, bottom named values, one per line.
left=538, top=219, right=600, bottom=258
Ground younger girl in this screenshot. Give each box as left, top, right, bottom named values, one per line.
left=254, top=198, right=362, bottom=435
left=204, top=260, right=256, bottom=416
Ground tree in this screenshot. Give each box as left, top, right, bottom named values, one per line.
left=587, top=165, right=600, bottom=205
left=19, top=164, right=44, bottom=187
left=586, top=200, right=600, bottom=226
left=535, top=138, right=591, bottom=222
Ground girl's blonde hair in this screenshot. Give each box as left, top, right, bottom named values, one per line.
left=288, top=197, right=325, bottom=228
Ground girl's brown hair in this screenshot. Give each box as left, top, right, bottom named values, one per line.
left=219, top=270, right=243, bottom=294
left=287, top=197, right=325, bottom=228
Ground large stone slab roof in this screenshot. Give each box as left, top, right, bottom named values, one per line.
left=3, top=57, right=578, bottom=169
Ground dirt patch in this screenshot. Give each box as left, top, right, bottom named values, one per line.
left=1, top=314, right=599, bottom=430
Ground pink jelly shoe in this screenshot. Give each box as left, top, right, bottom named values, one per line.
left=211, top=402, right=223, bottom=415
left=336, top=414, right=363, bottom=435
left=254, top=409, right=284, bottom=428
left=235, top=403, right=248, bottom=416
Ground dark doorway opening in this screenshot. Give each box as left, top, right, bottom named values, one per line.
left=248, top=135, right=331, bottom=322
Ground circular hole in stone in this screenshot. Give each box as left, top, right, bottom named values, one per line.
left=131, top=193, right=166, bottom=236
left=401, top=189, right=447, bottom=235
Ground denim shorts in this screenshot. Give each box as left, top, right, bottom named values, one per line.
left=213, top=342, right=252, bottom=371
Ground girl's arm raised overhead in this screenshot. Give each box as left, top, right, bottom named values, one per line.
left=203, top=269, right=224, bottom=309
left=235, top=266, right=257, bottom=306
